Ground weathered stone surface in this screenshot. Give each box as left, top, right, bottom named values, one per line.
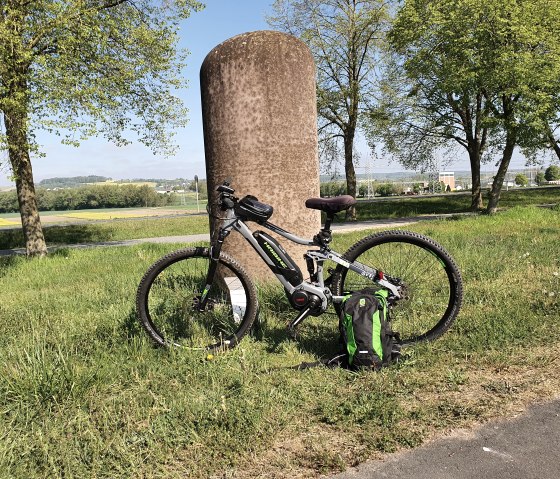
left=201, top=30, right=321, bottom=282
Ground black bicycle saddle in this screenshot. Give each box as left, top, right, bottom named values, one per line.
left=305, top=195, right=356, bottom=214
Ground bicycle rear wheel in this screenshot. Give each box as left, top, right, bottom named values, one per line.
left=136, top=247, right=258, bottom=351
left=331, top=230, right=463, bottom=345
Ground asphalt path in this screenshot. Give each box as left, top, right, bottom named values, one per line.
left=325, top=398, right=560, bottom=479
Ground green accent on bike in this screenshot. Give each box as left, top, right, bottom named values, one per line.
left=427, top=248, right=446, bottom=267
left=263, top=241, right=288, bottom=268
left=201, top=285, right=211, bottom=301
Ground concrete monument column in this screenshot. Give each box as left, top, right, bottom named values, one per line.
left=201, top=30, right=321, bottom=282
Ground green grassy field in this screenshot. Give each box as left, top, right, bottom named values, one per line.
left=0, top=206, right=559, bottom=478
left=0, top=215, right=209, bottom=250
left=349, top=185, right=560, bottom=220
left=0, top=186, right=558, bottom=250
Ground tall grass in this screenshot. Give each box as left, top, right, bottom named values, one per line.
left=0, top=206, right=559, bottom=477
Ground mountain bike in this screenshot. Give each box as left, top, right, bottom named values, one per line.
left=136, top=180, right=463, bottom=351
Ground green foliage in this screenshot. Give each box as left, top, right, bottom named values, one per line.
left=536, top=172, right=547, bottom=186
left=515, top=174, right=529, bottom=187
left=38, top=176, right=111, bottom=188
left=545, top=165, right=560, bottom=181
left=0, top=185, right=173, bottom=213
left=0, top=0, right=203, bottom=254
left=0, top=0, right=204, bottom=156
left=375, top=183, right=396, bottom=197
left=381, top=0, right=560, bottom=212
left=320, top=181, right=347, bottom=197
left=188, top=178, right=208, bottom=197
left=268, top=0, right=390, bottom=200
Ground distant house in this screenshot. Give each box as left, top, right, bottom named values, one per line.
left=439, top=172, right=455, bottom=190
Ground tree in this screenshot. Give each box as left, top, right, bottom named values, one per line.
left=545, top=165, right=560, bottom=181
left=0, top=0, right=202, bottom=255
left=269, top=0, right=389, bottom=218
left=380, top=0, right=560, bottom=214
left=372, top=44, right=493, bottom=210
left=481, top=1, right=560, bottom=213
left=376, top=182, right=395, bottom=197
left=514, top=174, right=528, bottom=187
left=535, top=171, right=546, bottom=186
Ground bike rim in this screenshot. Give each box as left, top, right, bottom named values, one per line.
left=144, top=256, right=250, bottom=350
left=340, top=239, right=455, bottom=342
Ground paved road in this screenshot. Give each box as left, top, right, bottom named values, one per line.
left=0, top=213, right=464, bottom=256
left=325, top=398, right=560, bottom=479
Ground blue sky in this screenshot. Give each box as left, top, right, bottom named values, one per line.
left=0, top=0, right=534, bottom=187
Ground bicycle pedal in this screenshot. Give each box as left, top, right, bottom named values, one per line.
left=287, top=325, right=299, bottom=341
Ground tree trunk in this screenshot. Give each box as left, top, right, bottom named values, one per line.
left=487, top=131, right=517, bottom=215
left=344, top=130, right=357, bottom=220
left=468, top=148, right=484, bottom=211
left=3, top=108, right=48, bottom=257
left=546, top=128, right=560, bottom=160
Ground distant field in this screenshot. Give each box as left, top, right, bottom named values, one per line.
left=0, top=186, right=557, bottom=250
left=60, top=211, right=156, bottom=221
left=0, top=206, right=200, bottom=223
left=0, top=218, right=18, bottom=227
left=348, top=186, right=560, bottom=220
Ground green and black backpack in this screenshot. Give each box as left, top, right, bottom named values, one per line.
left=336, top=288, right=401, bottom=370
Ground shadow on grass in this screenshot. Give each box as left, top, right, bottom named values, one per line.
left=44, top=224, right=117, bottom=245
left=0, top=224, right=117, bottom=250
left=120, top=307, right=144, bottom=341
left=0, top=255, right=20, bottom=277
left=256, top=287, right=341, bottom=361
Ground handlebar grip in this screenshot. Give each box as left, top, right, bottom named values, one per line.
left=221, top=197, right=235, bottom=210
left=216, top=183, right=235, bottom=194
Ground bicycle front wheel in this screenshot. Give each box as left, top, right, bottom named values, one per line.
left=136, top=247, right=258, bottom=351
left=331, top=230, right=463, bottom=345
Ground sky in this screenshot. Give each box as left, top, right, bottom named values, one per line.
left=0, top=0, right=538, bottom=187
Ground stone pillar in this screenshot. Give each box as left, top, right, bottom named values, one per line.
left=201, top=30, right=321, bottom=282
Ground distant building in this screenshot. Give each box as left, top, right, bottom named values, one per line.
left=439, top=172, right=455, bottom=190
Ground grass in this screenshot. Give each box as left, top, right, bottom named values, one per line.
left=347, top=185, right=560, bottom=220
left=0, top=206, right=559, bottom=477
left=0, top=186, right=558, bottom=250
left=0, top=215, right=209, bottom=250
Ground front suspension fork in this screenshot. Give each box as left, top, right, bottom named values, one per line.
left=197, top=227, right=231, bottom=311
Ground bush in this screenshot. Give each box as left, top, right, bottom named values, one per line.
left=320, top=181, right=346, bottom=197
left=545, top=165, right=560, bottom=181
left=376, top=183, right=396, bottom=197
left=515, top=174, right=528, bottom=186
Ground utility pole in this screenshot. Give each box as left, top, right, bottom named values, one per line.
left=194, top=175, right=200, bottom=213
left=366, top=152, right=375, bottom=198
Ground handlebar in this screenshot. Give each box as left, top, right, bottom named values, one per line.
left=217, top=183, right=235, bottom=195
left=216, top=180, right=237, bottom=210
